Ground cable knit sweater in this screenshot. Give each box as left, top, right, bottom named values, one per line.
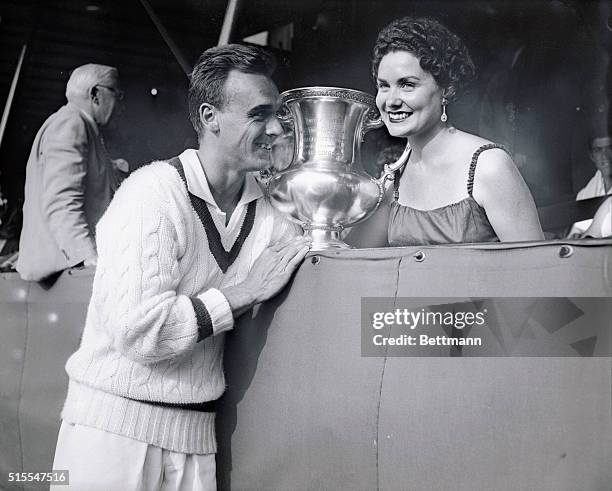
left=61, top=149, right=298, bottom=454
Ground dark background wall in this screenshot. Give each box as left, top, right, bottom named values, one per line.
left=0, top=0, right=609, bottom=220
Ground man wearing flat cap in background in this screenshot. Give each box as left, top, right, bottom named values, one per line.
left=17, top=63, right=127, bottom=285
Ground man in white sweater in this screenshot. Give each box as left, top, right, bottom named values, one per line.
left=51, top=44, right=309, bottom=491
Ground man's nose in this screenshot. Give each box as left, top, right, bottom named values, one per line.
left=593, top=147, right=612, bottom=162
left=266, top=115, right=284, bottom=136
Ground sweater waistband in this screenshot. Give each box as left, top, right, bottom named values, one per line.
left=61, top=380, right=217, bottom=454
left=128, top=397, right=217, bottom=413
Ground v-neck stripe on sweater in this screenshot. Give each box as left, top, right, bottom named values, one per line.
left=168, top=156, right=257, bottom=273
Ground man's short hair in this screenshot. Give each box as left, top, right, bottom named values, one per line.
left=65, top=64, right=118, bottom=102
left=188, top=44, right=276, bottom=137
left=590, top=136, right=611, bottom=149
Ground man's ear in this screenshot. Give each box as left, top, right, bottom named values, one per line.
left=90, top=86, right=100, bottom=104
left=199, top=103, right=219, bottom=133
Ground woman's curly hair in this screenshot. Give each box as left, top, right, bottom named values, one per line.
left=371, top=17, right=476, bottom=101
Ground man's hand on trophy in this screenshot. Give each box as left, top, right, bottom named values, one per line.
left=245, top=236, right=311, bottom=303
left=221, top=236, right=311, bottom=317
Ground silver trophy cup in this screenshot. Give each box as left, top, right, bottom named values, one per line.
left=266, top=87, right=410, bottom=250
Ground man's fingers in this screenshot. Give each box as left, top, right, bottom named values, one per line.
left=276, top=238, right=310, bottom=262
left=260, top=237, right=310, bottom=275
left=283, top=236, right=311, bottom=251
left=268, top=236, right=306, bottom=253
left=275, top=240, right=310, bottom=273
left=283, top=244, right=310, bottom=272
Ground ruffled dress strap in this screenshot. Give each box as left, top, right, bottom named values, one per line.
left=467, top=143, right=511, bottom=197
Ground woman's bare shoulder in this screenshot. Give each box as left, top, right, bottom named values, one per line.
left=442, top=130, right=506, bottom=171
left=448, top=130, right=511, bottom=169
left=451, top=130, right=500, bottom=152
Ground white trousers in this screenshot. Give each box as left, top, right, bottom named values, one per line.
left=51, top=421, right=217, bottom=491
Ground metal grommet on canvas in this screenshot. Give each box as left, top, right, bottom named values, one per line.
left=413, top=250, right=426, bottom=262
left=311, top=255, right=321, bottom=265
left=558, top=245, right=574, bottom=259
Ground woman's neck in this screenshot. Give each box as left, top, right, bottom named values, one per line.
left=407, top=123, right=452, bottom=162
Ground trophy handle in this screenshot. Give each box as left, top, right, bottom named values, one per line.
left=359, top=108, right=384, bottom=142
left=374, top=141, right=411, bottom=198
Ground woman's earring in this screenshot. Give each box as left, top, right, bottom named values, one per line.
left=441, top=98, right=448, bottom=123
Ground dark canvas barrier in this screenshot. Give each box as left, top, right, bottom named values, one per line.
left=218, top=240, right=612, bottom=490
left=0, top=278, right=27, bottom=487
left=0, top=270, right=92, bottom=491
left=0, top=240, right=610, bottom=490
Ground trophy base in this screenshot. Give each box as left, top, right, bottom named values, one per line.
left=305, top=228, right=352, bottom=251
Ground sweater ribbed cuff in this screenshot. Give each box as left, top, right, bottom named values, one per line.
left=190, top=296, right=213, bottom=341
left=197, top=288, right=234, bottom=335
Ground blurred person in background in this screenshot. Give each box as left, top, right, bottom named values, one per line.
left=16, top=63, right=127, bottom=285
left=583, top=196, right=612, bottom=238
left=567, top=136, right=612, bottom=237
left=577, top=136, right=612, bottom=200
